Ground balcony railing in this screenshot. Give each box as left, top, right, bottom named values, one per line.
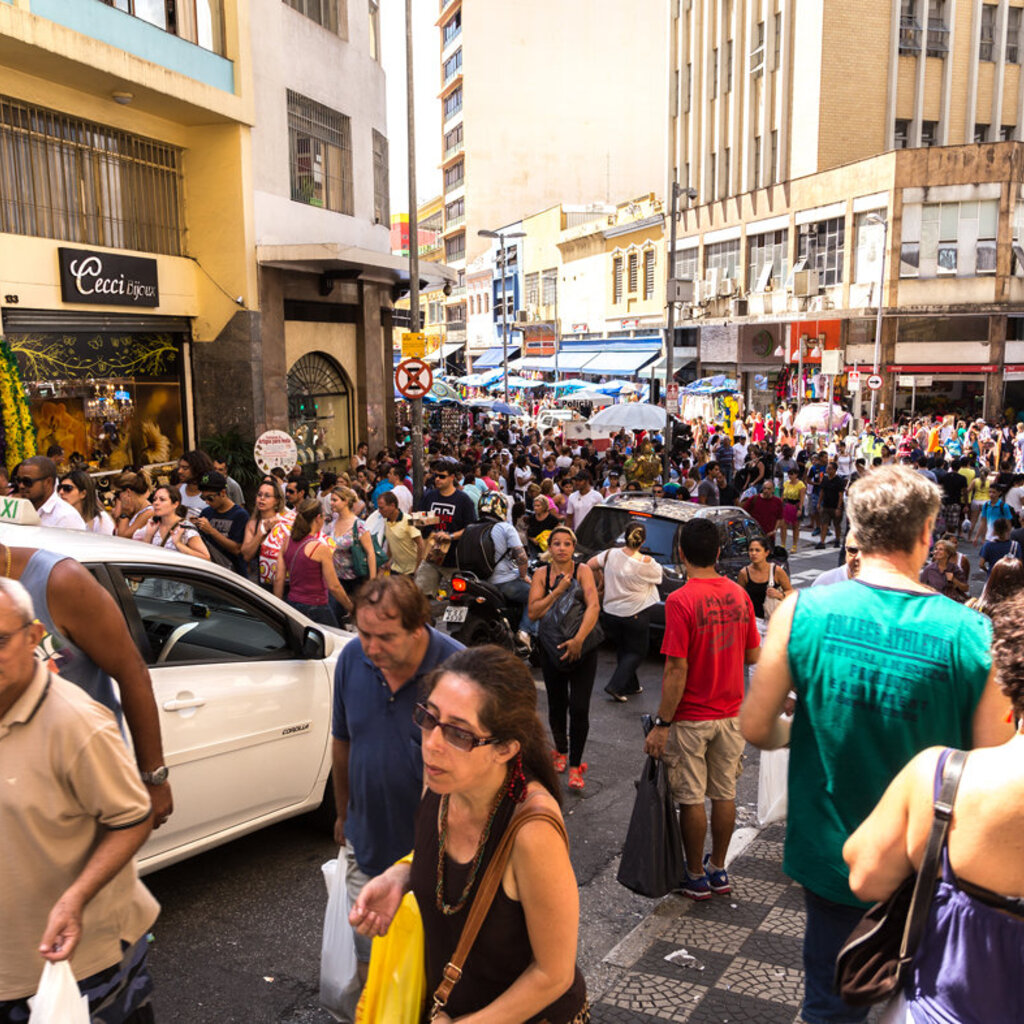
left=444, top=138, right=465, bottom=161
left=446, top=213, right=466, bottom=230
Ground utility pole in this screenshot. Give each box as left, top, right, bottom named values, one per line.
left=664, top=181, right=680, bottom=483
left=405, top=0, right=423, bottom=502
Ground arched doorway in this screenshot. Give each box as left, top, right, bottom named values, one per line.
left=286, top=351, right=354, bottom=474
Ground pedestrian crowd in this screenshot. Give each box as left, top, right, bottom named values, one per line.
left=3, top=404, right=1024, bottom=1023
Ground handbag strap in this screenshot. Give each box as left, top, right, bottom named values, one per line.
left=431, top=801, right=569, bottom=1019
left=899, top=748, right=968, bottom=961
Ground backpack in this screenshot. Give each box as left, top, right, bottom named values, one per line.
left=455, top=521, right=498, bottom=579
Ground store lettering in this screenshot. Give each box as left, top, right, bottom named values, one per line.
left=1, top=498, right=18, bottom=521
left=68, top=257, right=157, bottom=302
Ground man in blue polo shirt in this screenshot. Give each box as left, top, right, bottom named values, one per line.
left=331, top=575, right=462, bottom=1001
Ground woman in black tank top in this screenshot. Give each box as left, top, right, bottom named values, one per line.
left=348, top=647, right=588, bottom=1023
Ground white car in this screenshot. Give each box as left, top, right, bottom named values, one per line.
left=0, top=521, right=350, bottom=875
left=536, top=408, right=578, bottom=434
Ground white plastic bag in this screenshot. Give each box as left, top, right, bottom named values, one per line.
left=319, top=849, right=360, bottom=1022
left=28, top=960, right=89, bottom=1024
left=757, top=746, right=790, bottom=826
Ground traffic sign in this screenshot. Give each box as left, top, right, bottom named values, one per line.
left=401, top=331, right=426, bottom=358
left=847, top=369, right=861, bottom=385
left=395, top=357, right=433, bottom=400
left=867, top=374, right=883, bottom=391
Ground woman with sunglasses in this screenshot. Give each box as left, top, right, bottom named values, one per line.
left=112, top=472, right=154, bottom=539
left=134, top=485, right=210, bottom=560
left=59, top=470, right=115, bottom=535
left=528, top=525, right=601, bottom=791
left=350, top=646, right=587, bottom=1024
left=240, top=477, right=295, bottom=590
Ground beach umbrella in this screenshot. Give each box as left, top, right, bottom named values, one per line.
left=588, top=402, right=667, bottom=431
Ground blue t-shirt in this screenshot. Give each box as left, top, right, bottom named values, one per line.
left=199, top=503, right=250, bottom=575
left=331, top=626, right=464, bottom=875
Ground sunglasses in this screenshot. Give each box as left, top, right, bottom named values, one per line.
left=14, top=476, right=41, bottom=487
left=58, top=483, right=76, bottom=493
left=413, top=703, right=499, bottom=752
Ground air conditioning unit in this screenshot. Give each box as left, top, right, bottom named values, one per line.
left=667, top=278, right=695, bottom=304
left=730, top=298, right=748, bottom=317
left=706, top=266, right=722, bottom=295
left=792, top=270, right=820, bottom=297
left=718, top=277, right=737, bottom=297
left=515, top=309, right=531, bottom=324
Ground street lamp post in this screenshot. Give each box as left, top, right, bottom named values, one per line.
left=478, top=228, right=526, bottom=407
left=866, top=213, right=889, bottom=428
left=405, top=0, right=424, bottom=502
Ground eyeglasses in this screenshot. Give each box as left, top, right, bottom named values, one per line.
left=58, top=483, right=76, bottom=494
left=413, top=703, right=499, bottom=752
left=0, top=622, right=31, bottom=651
left=200, top=492, right=218, bottom=502
left=14, top=476, right=41, bottom=488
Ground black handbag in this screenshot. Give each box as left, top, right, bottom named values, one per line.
left=536, top=565, right=604, bottom=663
left=834, top=748, right=968, bottom=1007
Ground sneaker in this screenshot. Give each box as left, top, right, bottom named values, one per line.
left=676, top=872, right=712, bottom=901
left=815, top=541, right=826, bottom=549
left=516, top=629, right=532, bottom=650
left=703, top=854, right=731, bottom=894
left=603, top=684, right=627, bottom=703
left=568, top=763, right=588, bottom=791
left=552, top=750, right=567, bottom=773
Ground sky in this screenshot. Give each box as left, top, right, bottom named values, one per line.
left=381, top=0, right=442, bottom=216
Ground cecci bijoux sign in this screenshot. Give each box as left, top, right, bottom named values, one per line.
left=58, top=247, right=160, bottom=308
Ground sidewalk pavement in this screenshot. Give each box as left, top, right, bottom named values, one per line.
left=590, top=822, right=808, bottom=1024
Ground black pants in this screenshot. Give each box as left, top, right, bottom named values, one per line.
left=541, top=647, right=598, bottom=767
left=600, top=607, right=651, bottom=696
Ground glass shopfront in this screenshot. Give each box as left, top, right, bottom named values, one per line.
left=286, top=351, right=354, bottom=473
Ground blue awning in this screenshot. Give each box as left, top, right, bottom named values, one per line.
left=579, top=348, right=660, bottom=376
left=472, top=345, right=520, bottom=368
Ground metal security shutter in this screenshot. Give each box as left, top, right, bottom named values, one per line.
left=1, top=308, right=192, bottom=334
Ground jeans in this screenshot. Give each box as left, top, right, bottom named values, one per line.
left=801, top=888, right=870, bottom=1024
left=600, top=606, right=651, bottom=695
left=287, top=599, right=338, bottom=628
left=540, top=647, right=598, bottom=767
left=496, top=577, right=535, bottom=633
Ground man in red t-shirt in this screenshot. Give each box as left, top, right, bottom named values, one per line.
left=645, top=517, right=761, bottom=900
left=742, top=480, right=784, bottom=543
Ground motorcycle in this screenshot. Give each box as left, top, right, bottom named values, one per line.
left=439, top=571, right=531, bottom=658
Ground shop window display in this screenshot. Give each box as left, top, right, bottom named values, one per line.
left=286, top=351, right=354, bottom=475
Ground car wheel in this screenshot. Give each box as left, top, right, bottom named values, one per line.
left=454, top=616, right=500, bottom=648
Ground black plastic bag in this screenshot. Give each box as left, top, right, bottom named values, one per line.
left=616, top=752, right=684, bottom=898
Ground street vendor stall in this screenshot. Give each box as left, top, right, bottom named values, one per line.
left=679, top=376, right=742, bottom=434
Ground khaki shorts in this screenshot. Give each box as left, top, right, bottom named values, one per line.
left=662, top=717, right=745, bottom=804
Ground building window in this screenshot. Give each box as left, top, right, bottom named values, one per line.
left=628, top=251, right=639, bottom=292
left=1008, top=6, right=1022, bottom=62
left=921, top=120, right=937, bottom=146
left=900, top=0, right=922, bottom=53
left=797, top=217, right=845, bottom=287
left=980, top=4, right=997, bottom=61
left=288, top=90, right=353, bottom=214
left=709, top=153, right=717, bottom=199
left=723, top=147, right=731, bottom=195
left=854, top=212, right=886, bottom=284
left=912, top=199, right=999, bottom=276
left=443, top=123, right=463, bottom=159
left=704, top=239, right=741, bottom=281
left=674, top=247, right=698, bottom=281
left=111, top=0, right=226, bottom=52
left=725, top=40, right=733, bottom=91
left=446, top=303, right=465, bottom=326
left=368, top=0, right=379, bottom=60
left=445, top=196, right=464, bottom=226
left=542, top=268, right=558, bottom=306
left=712, top=48, right=719, bottom=98
left=753, top=136, right=762, bottom=189
left=1001, top=124, right=1016, bottom=140
left=773, top=11, right=782, bottom=68
left=685, top=63, right=692, bottom=113
left=443, top=159, right=464, bottom=190
left=443, top=86, right=463, bottom=122
left=926, top=0, right=948, bottom=56
left=974, top=123, right=990, bottom=142
left=894, top=119, right=910, bottom=148
left=372, top=130, right=389, bottom=225
left=747, top=229, right=788, bottom=292
left=769, top=130, right=778, bottom=184
left=445, top=232, right=465, bottom=262
left=638, top=250, right=653, bottom=299
left=751, top=20, right=765, bottom=73
left=443, top=48, right=462, bottom=84
left=442, top=9, right=461, bottom=46
left=0, top=94, right=184, bottom=255
left=612, top=256, right=623, bottom=303
left=525, top=272, right=539, bottom=307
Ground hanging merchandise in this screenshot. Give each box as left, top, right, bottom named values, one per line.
left=0, top=337, right=38, bottom=471
left=774, top=365, right=792, bottom=401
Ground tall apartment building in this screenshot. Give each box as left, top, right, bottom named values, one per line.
left=437, top=0, right=668, bottom=360
left=667, top=0, right=1024, bottom=423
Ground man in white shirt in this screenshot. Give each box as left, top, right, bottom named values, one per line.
left=566, top=471, right=604, bottom=530
left=15, top=457, right=86, bottom=529
left=1004, top=474, right=1024, bottom=518
left=387, top=464, right=414, bottom=515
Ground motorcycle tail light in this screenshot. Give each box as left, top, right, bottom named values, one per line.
left=451, top=577, right=467, bottom=594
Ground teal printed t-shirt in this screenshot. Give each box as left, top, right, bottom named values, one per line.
left=784, top=579, right=991, bottom=906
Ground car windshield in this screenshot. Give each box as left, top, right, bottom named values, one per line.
left=575, top=508, right=680, bottom=566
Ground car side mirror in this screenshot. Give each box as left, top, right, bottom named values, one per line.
left=302, top=625, right=326, bottom=660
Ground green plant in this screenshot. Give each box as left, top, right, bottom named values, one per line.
left=200, top=428, right=262, bottom=497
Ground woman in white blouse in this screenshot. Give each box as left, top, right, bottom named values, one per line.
left=587, top=520, right=663, bottom=701
left=59, top=471, right=115, bottom=535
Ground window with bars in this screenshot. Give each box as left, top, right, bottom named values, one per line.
left=704, top=239, right=740, bottom=280
left=921, top=120, right=937, bottom=146
left=900, top=0, right=921, bottom=53
left=674, top=248, right=698, bottom=281
left=628, top=252, right=639, bottom=292
left=980, top=4, right=997, bottom=61
left=444, top=160, right=464, bottom=190
left=288, top=91, right=352, bottom=214
left=974, top=123, right=990, bottom=142
left=894, top=119, right=910, bottom=148
left=797, top=218, right=845, bottom=287
left=1009, top=7, right=1022, bottom=61
left=926, top=0, right=948, bottom=55
left=643, top=250, right=655, bottom=299
left=747, top=229, right=787, bottom=292
left=613, top=256, right=623, bottom=302
left=0, top=95, right=184, bottom=254
left=525, top=272, right=539, bottom=307
left=372, top=130, right=388, bottom=225
left=541, top=268, right=557, bottom=306
left=106, top=0, right=226, bottom=52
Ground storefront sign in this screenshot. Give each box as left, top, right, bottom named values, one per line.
left=898, top=375, right=933, bottom=388
left=254, top=430, right=299, bottom=475
left=58, top=248, right=159, bottom=308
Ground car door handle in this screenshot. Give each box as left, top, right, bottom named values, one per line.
left=163, top=697, right=206, bottom=711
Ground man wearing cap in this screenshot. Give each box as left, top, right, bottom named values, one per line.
left=196, top=471, right=250, bottom=575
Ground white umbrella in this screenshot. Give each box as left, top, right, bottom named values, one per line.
left=588, top=402, right=667, bottom=431
left=558, top=389, right=613, bottom=406
left=794, top=402, right=850, bottom=433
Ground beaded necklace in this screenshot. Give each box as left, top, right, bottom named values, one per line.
left=435, top=773, right=509, bottom=916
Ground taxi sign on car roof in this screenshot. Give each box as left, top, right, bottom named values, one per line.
left=0, top=496, right=41, bottom=526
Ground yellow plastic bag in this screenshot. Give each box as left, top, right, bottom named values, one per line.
left=354, top=887, right=425, bottom=1024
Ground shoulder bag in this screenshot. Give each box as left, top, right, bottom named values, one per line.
left=350, top=523, right=370, bottom=578
left=761, top=563, right=782, bottom=621
left=430, top=802, right=569, bottom=1021
left=834, top=748, right=968, bottom=1007
left=536, top=565, right=605, bottom=663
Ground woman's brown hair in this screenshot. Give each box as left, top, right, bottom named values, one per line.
left=290, top=498, right=323, bottom=543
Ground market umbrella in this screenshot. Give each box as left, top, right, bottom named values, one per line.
left=794, top=402, right=850, bottom=433
left=427, top=379, right=465, bottom=403
left=557, top=389, right=613, bottom=406
left=594, top=379, right=635, bottom=394
left=487, top=375, right=542, bottom=390
left=588, top=402, right=667, bottom=431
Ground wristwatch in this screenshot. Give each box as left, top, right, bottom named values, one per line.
left=654, top=716, right=673, bottom=729
left=141, top=766, right=170, bottom=785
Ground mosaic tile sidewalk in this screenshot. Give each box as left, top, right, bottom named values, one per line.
left=591, top=822, right=810, bottom=1024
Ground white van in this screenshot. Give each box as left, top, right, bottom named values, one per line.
left=536, top=408, right=577, bottom=434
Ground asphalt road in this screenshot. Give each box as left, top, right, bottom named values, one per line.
left=145, top=537, right=989, bottom=1022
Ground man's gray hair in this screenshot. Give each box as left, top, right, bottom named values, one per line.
left=0, top=577, right=35, bottom=623
left=846, top=465, right=940, bottom=556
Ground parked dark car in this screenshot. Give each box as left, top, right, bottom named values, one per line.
left=573, top=492, right=789, bottom=632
